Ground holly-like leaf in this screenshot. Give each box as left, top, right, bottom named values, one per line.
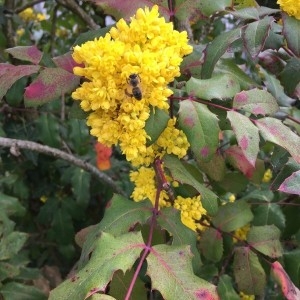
left=254, top=117, right=300, bottom=164
left=49, top=231, right=144, bottom=300
left=158, top=207, right=201, bottom=273
left=199, top=228, right=223, bottom=262
left=6, top=46, right=43, bottom=64
left=79, top=195, right=152, bottom=267
left=145, top=107, right=169, bottom=146
left=278, top=170, right=300, bottom=195
left=178, top=100, right=220, bottom=162
left=0, top=232, right=28, bottom=260
left=163, top=155, right=218, bottom=215
left=280, top=58, right=300, bottom=96
left=247, top=225, right=283, bottom=258
left=217, top=275, right=240, bottom=300
left=0, top=193, right=25, bottom=217
left=284, top=250, right=300, bottom=286
left=53, top=52, right=80, bottom=73
left=230, top=6, right=279, bottom=20
left=212, top=200, right=253, bottom=232
left=282, top=13, right=300, bottom=57
left=35, top=114, right=61, bottom=148
left=71, top=168, right=91, bottom=207
left=201, top=28, right=241, bottom=79
left=147, top=245, right=219, bottom=300
left=242, top=16, right=273, bottom=58
left=234, top=247, right=266, bottom=295
left=0, top=64, right=40, bottom=101
left=225, top=145, right=256, bottom=178
left=227, top=111, right=259, bottom=166
left=186, top=74, right=240, bottom=100
left=233, top=88, right=279, bottom=116
left=24, top=67, right=80, bottom=107
left=271, top=261, right=300, bottom=300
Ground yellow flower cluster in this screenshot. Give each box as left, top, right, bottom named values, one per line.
left=239, top=291, right=255, bottom=300
left=72, top=5, right=192, bottom=165
left=233, top=224, right=251, bottom=243
left=174, top=196, right=207, bottom=231
left=277, top=0, right=300, bottom=20
left=19, top=8, right=46, bottom=22
left=262, top=168, right=273, bottom=183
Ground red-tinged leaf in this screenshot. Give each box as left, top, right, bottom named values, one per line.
left=282, top=13, right=300, bottom=57
left=6, top=46, right=43, bottom=64
left=24, top=67, right=80, bottom=106
left=0, top=64, right=40, bottom=100
left=53, top=52, right=81, bottom=73
left=234, top=247, right=266, bottom=295
left=163, top=155, right=219, bottom=216
left=90, top=0, right=170, bottom=20
left=147, top=245, right=219, bottom=300
left=247, top=225, right=283, bottom=258
left=201, top=28, right=241, bottom=79
left=242, top=16, right=273, bottom=58
left=49, top=231, right=144, bottom=300
left=95, top=142, right=112, bottom=171
left=186, top=74, right=240, bottom=100
left=178, top=100, right=220, bottom=162
left=199, top=228, right=223, bottom=262
left=254, top=117, right=300, bottom=164
left=225, top=145, right=256, bottom=178
left=227, top=111, right=259, bottom=166
left=233, top=88, right=279, bottom=116
left=212, top=200, right=253, bottom=232
left=278, top=170, right=300, bottom=195
left=271, top=261, right=300, bottom=300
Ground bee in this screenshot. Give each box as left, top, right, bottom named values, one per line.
left=125, top=73, right=142, bottom=100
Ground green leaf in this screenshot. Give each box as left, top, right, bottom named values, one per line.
left=278, top=170, right=300, bottom=195
left=0, top=232, right=28, bottom=260
left=24, top=67, right=80, bottom=107
left=212, top=200, right=253, bottom=232
left=6, top=46, right=43, bottom=64
left=254, top=117, right=300, bottom=164
left=282, top=13, right=300, bottom=57
left=227, top=111, right=259, bottom=166
left=242, top=16, right=273, bottom=58
left=233, top=88, right=279, bottom=116
left=35, top=113, right=61, bottom=147
left=49, top=231, right=144, bottom=300
left=284, top=249, right=300, bottom=285
left=252, top=203, right=286, bottom=230
left=199, top=228, right=223, bottom=262
left=147, top=245, right=219, bottom=300
left=230, top=6, right=279, bottom=20
left=73, top=26, right=113, bottom=46
left=144, top=107, right=169, bottom=146
left=178, top=100, right=220, bottom=162
left=0, top=262, right=20, bottom=281
left=0, top=193, right=25, bottom=217
left=71, top=168, right=91, bottom=207
left=197, top=0, right=232, bottom=17
left=68, top=119, right=90, bottom=154
left=163, top=155, right=219, bottom=215
left=158, top=208, right=201, bottom=273
left=260, top=67, right=295, bottom=106
left=0, top=282, right=47, bottom=300
left=186, top=75, right=240, bottom=100
left=280, top=57, right=300, bottom=96
left=247, top=225, right=283, bottom=258
left=79, top=195, right=152, bottom=267
left=234, top=247, right=266, bottom=295
left=201, top=28, right=241, bottom=79
left=217, top=275, right=240, bottom=300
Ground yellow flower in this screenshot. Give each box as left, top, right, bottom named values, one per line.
left=16, top=28, right=25, bottom=38
left=40, top=195, right=48, bottom=203
left=19, top=8, right=36, bottom=22
left=174, top=196, right=207, bottom=231
left=36, top=13, right=47, bottom=22
left=262, top=168, right=272, bottom=183
left=277, top=0, right=300, bottom=20
left=239, top=291, right=255, bottom=300
left=228, top=193, right=236, bottom=202
left=72, top=5, right=192, bottom=165
left=233, top=224, right=250, bottom=243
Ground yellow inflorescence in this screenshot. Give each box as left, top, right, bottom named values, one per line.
left=233, top=224, right=251, bottom=243
left=19, top=8, right=47, bottom=22
left=262, top=168, right=273, bottom=183
left=239, top=291, right=255, bottom=300
left=72, top=5, right=192, bottom=165
left=277, top=0, right=300, bottom=20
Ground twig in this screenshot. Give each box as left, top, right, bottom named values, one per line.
left=0, top=137, right=125, bottom=195
left=14, top=0, right=46, bottom=14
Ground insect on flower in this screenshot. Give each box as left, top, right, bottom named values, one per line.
left=125, top=73, right=142, bottom=100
